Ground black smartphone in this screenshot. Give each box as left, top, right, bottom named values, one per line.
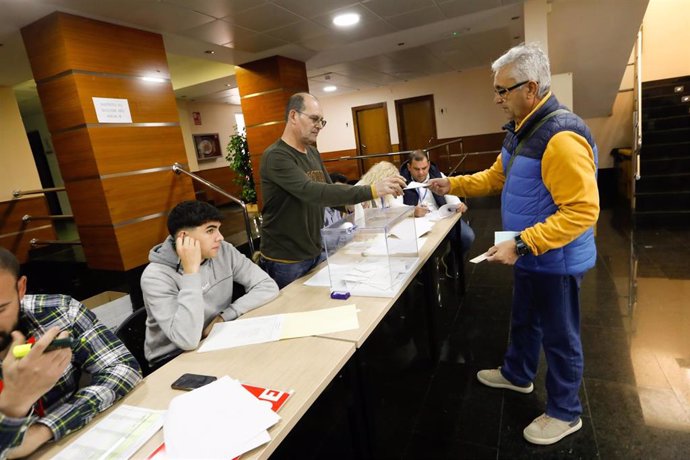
left=170, top=373, right=217, bottom=391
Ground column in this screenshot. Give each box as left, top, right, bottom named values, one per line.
left=21, top=12, right=195, bottom=271
left=235, top=56, right=309, bottom=205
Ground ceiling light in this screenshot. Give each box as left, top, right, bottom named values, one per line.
left=204, top=50, right=215, bottom=54
left=333, top=13, right=360, bottom=27
left=323, top=86, right=337, bottom=92
left=141, top=76, right=166, bottom=83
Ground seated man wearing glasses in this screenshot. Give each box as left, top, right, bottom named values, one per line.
left=259, top=93, right=407, bottom=288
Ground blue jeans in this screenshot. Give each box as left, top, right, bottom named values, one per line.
left=501, top=267, right=585, bottom=421
left=452, top=219, right=475, bottom=258
left=259, top=253, right=325, bottom=289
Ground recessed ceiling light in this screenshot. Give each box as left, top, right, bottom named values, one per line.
left=204, top=50, right=215, bottom=54
left=141, top=76, right=166, bottom=83
left=333, top=13, right=360, bottom=27
left=323, top=86, right=337, bottom=92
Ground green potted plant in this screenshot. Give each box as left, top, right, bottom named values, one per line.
left=225, top=128, right=257, bottom=208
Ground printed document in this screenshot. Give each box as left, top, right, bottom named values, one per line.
left=53, top=405, right=164, bottom=460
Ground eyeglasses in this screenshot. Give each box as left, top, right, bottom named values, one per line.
left=494, top=80, right=530, bottom=98
left=296, top=111, right=327, bottom=128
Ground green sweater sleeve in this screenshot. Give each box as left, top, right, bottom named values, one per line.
left=265, top=146, right=372, bottom=206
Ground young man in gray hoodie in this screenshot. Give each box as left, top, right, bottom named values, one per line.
left=141, top=201, right=279, bottom=366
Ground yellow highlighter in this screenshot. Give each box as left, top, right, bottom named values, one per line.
left=12, top=337, right=85, bottom=359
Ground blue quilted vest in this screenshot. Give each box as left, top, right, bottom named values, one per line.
left=501, top=95, right=598, bottom=275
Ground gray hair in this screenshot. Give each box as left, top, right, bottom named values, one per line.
left=491, top=43, right=551, bottom=98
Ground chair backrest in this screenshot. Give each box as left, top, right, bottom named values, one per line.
left=115, top=307, right=151, bottom=376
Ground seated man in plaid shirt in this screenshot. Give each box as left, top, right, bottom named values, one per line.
left=0, top=248, right=142, bottom=458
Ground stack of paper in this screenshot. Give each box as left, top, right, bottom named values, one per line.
left=164, top=377, right=281, bottom=459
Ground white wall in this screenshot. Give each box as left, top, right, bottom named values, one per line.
left=177, top=100, right=243, bottom=172
left=641, top=0, right=690, bottom=82
left=317, top=67, right=507, bottom=153
left=317, top=67, right=575, bottom=155
left=0, top=86, right=42, bottom=202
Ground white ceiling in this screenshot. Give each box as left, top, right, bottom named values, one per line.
left=0, top=0, right=647, bottom=118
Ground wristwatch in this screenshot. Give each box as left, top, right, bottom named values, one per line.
left=514, top=234, right=531, bottom=257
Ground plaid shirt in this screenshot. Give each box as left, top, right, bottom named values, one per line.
left=0, top=294, right=142, bottom=457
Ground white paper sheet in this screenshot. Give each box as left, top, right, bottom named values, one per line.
left=165, top=376, right=280, bottom=460
left=469, top=252, right=489, bottom=264
left=494, top=231, right=519, bottom=244
left=53, top=405, right=164, bottom=460
left=281, top=304, right=359, bottom=338
left=404, top=181, right=429, bottom=190
left=197, top=315, right=283, bottom=352
left=414, top=219, right=434, bottom=238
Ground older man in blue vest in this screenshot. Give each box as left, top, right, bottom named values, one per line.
left=430, top=43, right=599, bottom=445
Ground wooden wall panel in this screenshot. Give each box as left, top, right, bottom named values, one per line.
left=0, top=197, right=55, bottom=235
left=321, top=148, right=361, bottom=181
left=67, top=172, right=194, bottom=226
left=51, top=130, right=99, bottom=181
left=89, top=127, right=186, bottom=176
left=53, top=127, right=187, bottom=182
left=242, top=92, right=291, bottom=127
left=79, top=215, right=169, bottom=271
left=21, top=12, right=169, bottom=82
left=40, top=74, right=178, bottom=132
left=237, top=56, right=308, bottom=97
left=0, top=227, right=57, bottom=265
left=0, top=197, right=57, bottom=264
left=246, top=124, right=285, bottom=159
left=193, top=167, right=242, bottom=206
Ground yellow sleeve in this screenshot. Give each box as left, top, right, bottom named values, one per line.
left=521, top=131, right=599, bottom=255
left=447, top=154, right=506, bottom=197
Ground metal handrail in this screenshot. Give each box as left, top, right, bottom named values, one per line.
left=30, top=239, right=81, bottom=247
left=322, top=139, right=475, bottom=176
left=322, top=150, right=416, bottom=162
left=13, top=187, right=65, bottom=198
left=172, top=163, right=255, bottom=256
left=23, top=214, right=74, bottom=222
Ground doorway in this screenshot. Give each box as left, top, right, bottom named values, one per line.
left=395, top=95, right=437, bottom=154
left=352, top=102, right=393, bottom=175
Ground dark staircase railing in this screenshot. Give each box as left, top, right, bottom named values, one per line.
left=636, top=75, right=690, bottom=227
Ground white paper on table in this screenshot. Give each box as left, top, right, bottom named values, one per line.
left=495, top=231, right=519, bottom=245
left=165, top=376, right=280, bottom=460
left=281, top=304, right=359, bottom=339
left=470, top=252, right=489, bottom=264
left=197, top=315, right=282, bottom=352
left=303, top=264, right=331, bottom=286
left=53, top=405, right=165, bottom=460
left=414, top=219, right=434, bottom=238
left=404, top=181, right=429, bottom=190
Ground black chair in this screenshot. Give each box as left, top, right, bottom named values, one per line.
left=115, top=307, right=152, bottom=377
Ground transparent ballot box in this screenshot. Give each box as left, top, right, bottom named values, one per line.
left=321, top=206, right=420, bottom=297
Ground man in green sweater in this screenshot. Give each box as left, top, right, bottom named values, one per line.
left=259, top=92, right=406, bottom=288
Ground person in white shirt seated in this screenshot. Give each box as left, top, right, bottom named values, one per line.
left=400, top=150, right=475, bottom=271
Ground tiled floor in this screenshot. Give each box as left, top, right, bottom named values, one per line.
left=397, top=195, right=690, bottom=459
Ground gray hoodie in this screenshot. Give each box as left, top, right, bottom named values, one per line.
left=141, top=236, right=279, bottom=362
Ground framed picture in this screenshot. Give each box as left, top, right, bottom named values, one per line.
left=193, top=133, right=222, bottom=161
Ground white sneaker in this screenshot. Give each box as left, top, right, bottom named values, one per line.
left=477, top=368, right=534, bottom=394
left=523, top=413, right=582, bottom=445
